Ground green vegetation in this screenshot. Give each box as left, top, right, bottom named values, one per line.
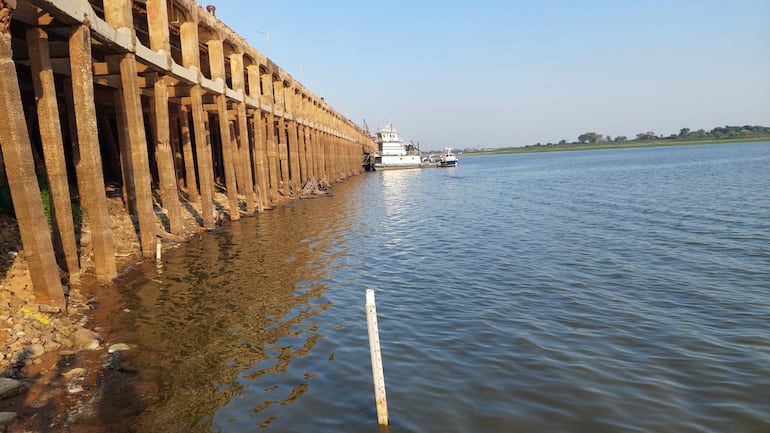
left=465, top=125, right=770, bottom=155
left=0, top=176, right=81, bottom=225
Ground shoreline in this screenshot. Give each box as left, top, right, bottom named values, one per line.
left=463, top=137, right=770, bottom=156
left=0, top=180, right=336, bottom=432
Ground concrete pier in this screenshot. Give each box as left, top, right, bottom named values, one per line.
left=0, top=0, right=376, bottom=307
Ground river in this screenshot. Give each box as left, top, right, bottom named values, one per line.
left=76, top=141, right=770, bottom=432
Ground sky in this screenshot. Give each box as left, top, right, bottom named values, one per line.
left=212, top=0, right=770, bottom=150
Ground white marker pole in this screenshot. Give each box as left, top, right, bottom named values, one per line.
left=366, top=289, right=388, bottom=426
left=156, top=239, right=162, bottom=261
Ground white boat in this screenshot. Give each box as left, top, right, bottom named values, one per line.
left=439, top=148, right=458, bottom=167
left=373, top=123, right=424, bottom=170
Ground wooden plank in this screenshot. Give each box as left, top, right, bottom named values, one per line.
left=365, top=289, right=389, bottom=426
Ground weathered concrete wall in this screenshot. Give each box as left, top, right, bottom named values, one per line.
left=0, top=0, right=377, bottom=308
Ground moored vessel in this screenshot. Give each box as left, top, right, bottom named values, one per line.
left=373, top=123, right=424, bottom=169
left=439, top=148, right=458, bottom=167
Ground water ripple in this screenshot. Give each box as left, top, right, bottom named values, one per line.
left=77, top=143, right=770, bottom=433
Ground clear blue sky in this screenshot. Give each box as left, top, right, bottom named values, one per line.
left=212, top=0, right=770, bottom=149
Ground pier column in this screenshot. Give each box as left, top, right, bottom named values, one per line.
left=147, top=0, right=184, bottom=234
left=249, top=113, right=266, bottom=211
left=104, top=0, right=158, bottom=256
left=261, top=70, right=279, bottom=202
left=308, top=101, right=321, bottom=182
left=247, top=64, right=267, bottom=211
left=320, top=127, right=330, bottom=180
left=265, top=111, right=279, bottom=202
left=303, top=126, right=318, bottom=182
left=149, top=73, right=184, bottom=234
left=208, top=37, right=239, bottom=220
left=178, top=106, right=199, bottom=203
left=181, top=18, right=214, bottom=227
left=117, top=53, right=158, bottom=255
left=0, top=12, right=65, bottom=305
left=284, top=84, right=301, bottom=194
left=68, top=23, right=117, bottom=283
left=230, top=52, right=256, bottom=213
left=273, top=79, right=290, bottom=197
left=110, top=80, right=136, bottom=216
left=25, top=25, right=80, bottom=282
left=297, top=94, right=309, bottom=185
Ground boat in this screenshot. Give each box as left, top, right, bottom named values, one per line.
left=439, top=148, right=458, bottom=167
left=373, top=123, right=425, bottom=170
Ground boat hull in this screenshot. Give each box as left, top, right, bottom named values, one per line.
left=375, top=154, right=424, bottom=169
left=374, top=164, right=427, bottom=170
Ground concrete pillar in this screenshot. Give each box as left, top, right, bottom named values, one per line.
left=247, top=65, right=267, bottom=211
left=25, top=25, right=80, bottom=282
left=68, top=23, right=117, bottom=283
left=0, top=16, right=65, bottom=305
left=178, top=106, right=199, bottom=203
left=150, top=74, right=184, bottom=234
left=250, top=113, right=267, bottom=209
left=104, top=0, right=158, bottom=257
left=181, top=19, right=214, bottom=227
left=284, top=84, right=301, bottom=193
left=147, top=0, right=184, bottom=235
left=297, top=94, right=309, bottom=186
left=117, top=53, right=158, bottom=256
left=261, top=70, right=279, bottom=202
left=272, top=79, right=290, bottom=197
left=230, top=53, right=256, bottom=213
left=208, top=38, right=239, bottom=220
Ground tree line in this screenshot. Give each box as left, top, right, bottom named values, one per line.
left=568, top=125, right=770, bottom=146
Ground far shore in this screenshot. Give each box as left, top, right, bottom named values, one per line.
left=462, top=137, right=770, bottom=156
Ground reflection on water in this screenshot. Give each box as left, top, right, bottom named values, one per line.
left=74, top=143, right=770, bottom=433
left=80, top=183, right=365, bottom=432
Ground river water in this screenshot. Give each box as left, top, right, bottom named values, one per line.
left=80, top=142, right=769, bottom=432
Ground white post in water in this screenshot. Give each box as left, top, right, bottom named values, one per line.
left=366, top=289, right=388, bottom=426
left=156, top=239, right=162, bottom=261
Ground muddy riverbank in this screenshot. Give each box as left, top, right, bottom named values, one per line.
left=0, top=180, right=336, bottom=432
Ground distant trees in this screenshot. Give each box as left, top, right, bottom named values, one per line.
left=666, top=125, right=770, bottom=141
left=578, top=132, right=603, bottom=144
left=534, top=125, right=770, bottom=152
